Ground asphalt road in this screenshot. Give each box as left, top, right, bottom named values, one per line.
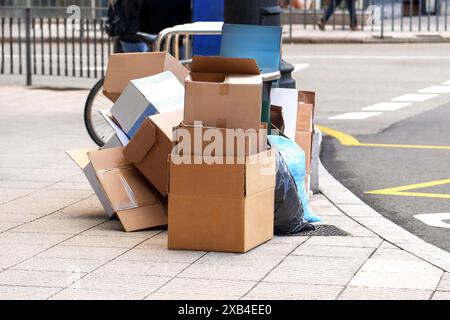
left=287, top=43, right=450, bottom=252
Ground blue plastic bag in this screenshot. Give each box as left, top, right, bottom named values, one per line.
left=268, top=135, right=320, bottom=223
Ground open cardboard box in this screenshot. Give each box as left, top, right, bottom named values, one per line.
left=103, top=52, right=189, bottom=102
left=67, top=147, right=167, bottom=232
left=184, top=56, right=263, bottom=130
left=110, top=71, right=185, bottom=138
left=123, top=109, right=184, bottom=197
left=168, top=149, right=276, bottom=253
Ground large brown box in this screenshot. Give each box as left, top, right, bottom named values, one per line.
left=168, top=149, right=276, bottom=253
left=183, top=56, right=263, bottom=130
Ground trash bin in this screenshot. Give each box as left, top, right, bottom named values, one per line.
left=192, top=0, right=224, bottom=56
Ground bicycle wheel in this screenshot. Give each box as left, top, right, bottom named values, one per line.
left=84, top=78, right=115, bottom=147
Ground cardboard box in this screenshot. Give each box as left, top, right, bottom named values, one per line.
left=110, top=71, right=185, bottom=138
left=184, top=56, right=263, bottom=130
left=103, top=52, right=189, bottom=102
left=295, top=91, right=315, bottom=174
left=168, top=149, right=276, bottom=253
left=296, top=91, right=315, bottom=133
left=66, top=148, right=115, bottom=217
left=87, top=147, right=167, bottom=232
left=123, top=110, right=183, bottom=196
left=172, top=123, right=268, bottom=157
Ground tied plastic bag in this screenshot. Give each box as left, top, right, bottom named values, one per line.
left=269, top=135, right=320, bottom=223
left=273, top=148, right=314, bottom=235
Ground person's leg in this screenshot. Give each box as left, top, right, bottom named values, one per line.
left=345, top=0, right=358, bottom=28
left=318, top=0, right=343, bottom=30
left=324, top=0, right=343, bottom=22
left=119, top=41, right=149, bottom=53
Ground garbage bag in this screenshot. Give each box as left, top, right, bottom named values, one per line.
left=273, top=147, right=314, bottom=235
left=269, top=135, right=320, bottom=223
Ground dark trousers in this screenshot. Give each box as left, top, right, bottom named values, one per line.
left=323, top=0, right=357, bottom=27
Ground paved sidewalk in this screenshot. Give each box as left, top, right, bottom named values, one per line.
left=282, top=25, right=450, bottom=43
left=0, top=86, right=449, bottom=300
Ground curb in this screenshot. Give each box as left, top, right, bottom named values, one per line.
left=318, top=159, right=450, bottom=272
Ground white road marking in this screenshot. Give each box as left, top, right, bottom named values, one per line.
left=442, top=80, right=450, bottom=85
left=391, top=93, right=438, bottom=102
left=418, top=85, right=450, bottom=94
left=329, top=112, right=382, bottom=120
left=414, top=213, right=450, bottom=229
left=362, top=102, right=412, bottom=112
left=292, top=64, right=309, bottom=74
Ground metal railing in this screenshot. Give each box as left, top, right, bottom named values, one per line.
left=0, top=6, right=113, bottom=85
left=282, top=0, right=450, bottom=39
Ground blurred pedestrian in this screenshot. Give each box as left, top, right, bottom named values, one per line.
left=106, top=0, right=147, bottom=53
left=317, top=0, right=359, bottom=31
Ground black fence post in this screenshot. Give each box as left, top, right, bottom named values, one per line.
left=25, top=7, right=32, bottom=86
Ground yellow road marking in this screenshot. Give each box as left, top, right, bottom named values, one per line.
left=317, top=125, right=450, bottom=150
left=366, top=178, right=450, bottom=199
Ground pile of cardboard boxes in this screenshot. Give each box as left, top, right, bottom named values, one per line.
left=67, top=52, right=315, bottom=253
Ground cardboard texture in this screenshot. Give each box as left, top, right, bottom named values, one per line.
left=173, top=123, right=268, bottom=157
left=295, top=91, right=315, bottom=175
left=168, top=149, right=276, bottom=253
left=184, top=56, right=263, bottom=130
left=111, top=71, right=184, bottom=138
left=87, top=147, right=167, bottom=232
left=123, top=109, right=183, bottom=196
left=66, top=148, right=115, bottom=217
left=103, top=52, right=189, bottom=102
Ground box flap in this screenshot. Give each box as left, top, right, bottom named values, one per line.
left=103, top=52, right=188, bottom=102
left=66, top=148, right=98, bottom=169
left=123, top=118, right=157, bottom=163
left=191, top=56, right=260, bottom=76
left=117, top=203, right=167, bottom=232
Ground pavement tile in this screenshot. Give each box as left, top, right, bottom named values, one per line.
left=117, top=248, right=205, bottom=264
left=81, top=220, right=161, bottom=238
left=264, top=256, right=364, bottom=286
left=437, top=273, right=450, bottom=292
left=292, top=244, right=375, bottom=259
left=310, top=205, right=344, bottom=216
left=361, top=257, right=442, bottom=275
left=34, top=189, right=94, bottom=199
left=13, top=257, right=108, bottom=273
left=0, top=188, right=35, bottom=204
left=0, top=195, right=80, bottom=215
left=47, top=182, right=93, bottom=191
left=0, top=269, right=86, bottom=288
left=244, top=282, right=344, bottom=300
left=0, top=222, right=22, bottom=232
left=349, top=271, right=443, bottom=290
left=0, top=213, right=40, bottom=223
left=0, top=232, right=69, bottom=246
left=12, top=168, right=77, bottom=182
left=150, top=278, right=256, bottom=300
left=37, top=245, right=127, bottom=261
left=50, top=288, right=141, bottom=300
left=304, top=236, right=382, bottom=248
left=336, top=204, right=382, bottom=218
left=0, top=180, right=54, bottom=190
left=372, top=248, right=424, bottom=261
left=338, top=286, right=433, bottom=300
left=61, top=235, right=145, bottom=248
left=0, top=255, right=32, bottom=269
left=431, top=291, right=450, bottom=300
left=69, top=272, right=171, bottom=296
left=0, top=244, right=50, bottom=259
left=0, top=285, right=59, bottom=300
left=94, top=260, right=189, bottom=277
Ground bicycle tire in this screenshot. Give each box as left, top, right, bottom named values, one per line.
left=84, top=77, right=111, bottom=147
